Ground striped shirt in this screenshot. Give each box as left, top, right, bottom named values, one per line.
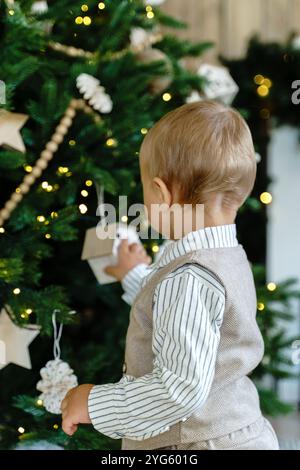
left=88, top=224, right=238, bottom=440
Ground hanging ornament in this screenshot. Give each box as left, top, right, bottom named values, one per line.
left=0, top=110, right=29, bottom=153
left=197, top=64, right=239, bottom=106
left=36, top=310, right=77, bottom=414
left=76, top=74, right=113, bottom=113
left=31, top=1, right=48, bottom=14
left=81, top=182, right=143, bottom=284
left=82, top=222, right=142, bottom=285
left=30, top=1, right=53, bottom=34
left=136, top=48, right=173, bottom=95
left=130, top=27, right=162, bottom=53
left=0, top=99, right=98, bottom=227
left=0, top=307, right=40, bottom=370
left=130, top=27, right=152, bottom=52
left=185, top=90, right=203, bottom=104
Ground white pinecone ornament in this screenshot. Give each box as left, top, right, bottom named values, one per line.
left=130, top=27, right=151, bottom=51
left=37, top=358, right=78, bottom=414
left=76, top=73, right=113, bottom=113
left=31, top=1, right=48, bottom=14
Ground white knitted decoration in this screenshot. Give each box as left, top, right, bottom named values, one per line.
left=36, top=310, right=77, bottom=414
left=37, top=358, right=78, bottom=414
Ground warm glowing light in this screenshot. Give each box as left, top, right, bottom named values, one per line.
left=24, top=165, right=33, bottom=173
left=26, top=309, right=33, bottom=314
left=13, top=288, right=21, bottom=295
left=81, top=190, right=88, bottom=197
left=18, top=427, right=25, bottom=434
left=46, top=185, right=53, bottom=192
left=147, top=11, right=155, bottom=19
left=263, top=78, right=272, bottom=88
left=254, top=74, right=264, bottom=85
left=257, top=302, right=265, bottom=311
left=41, top=181, right=49, bottom=189
left=146, top=5, right=153, bottom=12
left=0, top=227, right=5, bottom=233
left=75, top=16, right=83, bottom=24
left=15, top=187, right=21, bottom=193
left=121, top=215, right=128, bottom=223
left=152, top=245, right=159, bottom=253
left=69, top=139, right=76, bottom=146
left=98, top=2, right=105, bottom=9
left=36, top=399, right=43, bottom=406
left=267, top=282, right=277, bottom=292
left=85, top=180, right=93, bottom=187
left=260, top=192, right=273, bottom=205
left=8, top=10, right=15, bottom=16
left=162, top=93, right=172, bottom=102
left=37, top=215, right=46, bottom=223
left=257, top=85, right=269, bottom=97
left=53, top=424, right=59, bottom=430
left=79, top=204, right=88, bottom=214
left=81, top=4, right=88, bottom=12
left=58, top=166, right=69, bottom=174
left=141, top=128, right=148, bottom=135
left=106, top=138, right=117, bottom=147
left=83, top=16, right=92, bottom=25
left=51, top=211, right=58, bottom=218
left=45, top=233, right=51, bottom=239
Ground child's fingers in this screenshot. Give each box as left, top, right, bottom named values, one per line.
left=62, top=415, right=78, bottom=436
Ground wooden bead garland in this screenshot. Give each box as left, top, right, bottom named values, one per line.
left=48, top=41, right=94, bottom=59
left=0, top=99, right=98, bottom=226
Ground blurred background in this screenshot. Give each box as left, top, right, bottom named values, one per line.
left=162, top=0, right=300, bottom=60
left=0, top=0, right=299, bottom=451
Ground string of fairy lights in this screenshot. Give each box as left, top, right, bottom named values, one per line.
left=73, top=2, right=157, bottom=27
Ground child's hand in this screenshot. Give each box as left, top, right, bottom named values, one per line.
left=61, top=384, right=94, bottom=436
left=105, top=239, right=151, bottom=281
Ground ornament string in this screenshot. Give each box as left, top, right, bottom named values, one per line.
left=51, top=309, right=75, bottom=360
left=52, top=310, right=63, bottom=360
left=95, top=182, right=105, bottom=220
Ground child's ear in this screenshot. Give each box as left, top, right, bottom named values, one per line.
left=153, top=177, right=172, bottom=207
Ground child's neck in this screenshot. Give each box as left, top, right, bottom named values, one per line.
left=170, top=205, right=237, bottom=241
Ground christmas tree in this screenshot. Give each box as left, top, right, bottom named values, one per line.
left=0, top=0, right=298, bottom=450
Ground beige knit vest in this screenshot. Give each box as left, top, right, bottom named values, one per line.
left=121, top=245, right=264, bottom=450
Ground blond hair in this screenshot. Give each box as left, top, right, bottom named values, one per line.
left=140, top=100, right=256, bottom=207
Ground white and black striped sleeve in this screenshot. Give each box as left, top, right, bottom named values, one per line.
left=88, top=266, right=225, bottom=441
left=121, top=263, right=151, bottom=306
